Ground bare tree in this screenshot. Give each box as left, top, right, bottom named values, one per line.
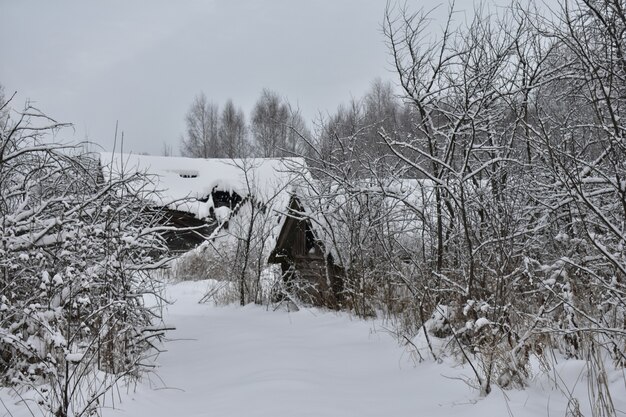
left=161, top=141, right=173, bottom=156
left=219, top=99, right=248, bottom=158
left=191, top=159, right=298, bottom=306
left=180, top=92, right=221, bottom=158
left=361, top=78, right=408, bottom=156
left=530, top=0, right=626, bottom=365
left=379, top=1, right=557, bottom=396
left=311, top=79, right=412, bottom=178
left=251, top=89, right=289, bottom=157
left=251, top=89, right=308, bottom=157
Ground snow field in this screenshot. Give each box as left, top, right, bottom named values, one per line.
left=100, top=280, right=624, bottom=417
left=2, top=279, right=624, bottom=417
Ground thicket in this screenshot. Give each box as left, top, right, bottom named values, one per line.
left=0, top=101, right=169, bottom=416
left=290, top=0, right=626, bottom=403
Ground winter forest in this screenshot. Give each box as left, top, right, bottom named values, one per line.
left=2, top=1, right=626, bottom=416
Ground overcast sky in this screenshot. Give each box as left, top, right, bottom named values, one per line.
left=1, top=1, right=452, bottom=155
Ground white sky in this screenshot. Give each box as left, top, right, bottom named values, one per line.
left=0, top=1, right=453, bottom=155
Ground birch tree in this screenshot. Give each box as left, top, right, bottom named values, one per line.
left=251, top=89, right=309, bottom=157
left=219, top=99, right=248, bottom=158
left=180, top=92, right=221, bottom=158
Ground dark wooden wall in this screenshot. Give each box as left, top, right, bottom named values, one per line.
left=268, top=197, right=343, bottom=308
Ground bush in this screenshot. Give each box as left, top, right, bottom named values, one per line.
left=0, top=105, right=169, bottom=416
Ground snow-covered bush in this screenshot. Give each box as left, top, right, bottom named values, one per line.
left=302, top=0, right=626, bottom=402
left=172, top=242, right=233, bottom=282
left=211, top=196, right=280, bottom=306
left=0, top=105, right=169, bottom=416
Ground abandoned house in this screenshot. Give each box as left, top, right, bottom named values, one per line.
left=268, top=194, right=344, bottom=307
left=99, top=153, right=304, bottom=252
left=99, top=153, right=427, bottom=307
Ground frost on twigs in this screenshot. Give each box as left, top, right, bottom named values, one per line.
left=360, top=0, right=626, bottom=402
left=0, top=104, right=170, bottom=416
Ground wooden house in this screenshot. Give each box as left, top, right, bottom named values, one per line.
left=266, top=178, right=432, bottom=308
left=100, top=152, right=352, bottom=307
left=268, top=195, right=343, bottom=308
left=99, top=153, right=301, bottom=253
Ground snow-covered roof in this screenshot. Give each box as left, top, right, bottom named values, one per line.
left=99, top=153, right=307, bottom=220
left=290, top=177, right=436, bottom=267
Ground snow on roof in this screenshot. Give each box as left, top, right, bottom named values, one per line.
left=99, top=152, right=307, bottom=220
left=291, top=177, right=436, bottom=267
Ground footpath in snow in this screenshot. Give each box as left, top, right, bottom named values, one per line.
left=98, top=280, right=620, bottom=417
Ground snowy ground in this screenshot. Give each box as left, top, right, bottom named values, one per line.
left=2, top=280, right=625, bottom=417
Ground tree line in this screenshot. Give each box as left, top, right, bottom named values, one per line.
left=179, top=88, right=310, bottom=159
left=178, top=79, right=419, bottom=161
